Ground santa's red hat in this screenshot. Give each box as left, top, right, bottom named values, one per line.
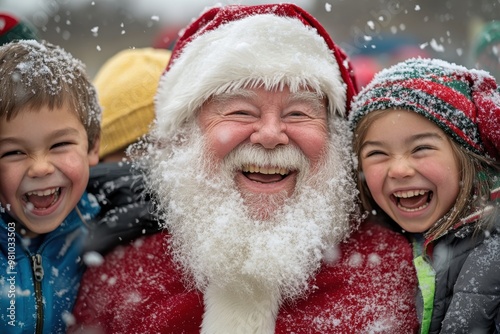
left=154, top=3, right=358, bottom=136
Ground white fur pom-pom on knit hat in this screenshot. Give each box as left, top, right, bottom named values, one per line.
left=153, top=3, right=358, bottom=138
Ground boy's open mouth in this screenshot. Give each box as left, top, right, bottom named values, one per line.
left=241, top=164, right=291, bottom=183
left=392, top=189, right=432, bottom=212
left=23, top=187, right=61, bottom=210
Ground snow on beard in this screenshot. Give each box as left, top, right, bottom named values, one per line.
left=144, top=119, right=357, bottom=302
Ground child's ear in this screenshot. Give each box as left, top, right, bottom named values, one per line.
left=88, top=137, right=100, bottom=166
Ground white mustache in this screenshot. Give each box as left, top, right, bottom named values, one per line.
left=222, top=143, right=309, bottom=173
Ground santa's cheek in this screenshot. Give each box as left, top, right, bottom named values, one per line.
left=206, top=129, right=244, bottom=159
left=215, top=129, right=233, bottom=145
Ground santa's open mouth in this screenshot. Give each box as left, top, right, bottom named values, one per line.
left=23, top=187, right=61, bottom=210
left=241, top=164, right=290, bottom=183
left=392, top=189, right=432, bottom=212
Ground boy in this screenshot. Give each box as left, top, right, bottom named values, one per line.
left=0, top=40, right=101, bottom=333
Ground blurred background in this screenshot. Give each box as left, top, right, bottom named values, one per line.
left=1, top=0, right=499, bottom=86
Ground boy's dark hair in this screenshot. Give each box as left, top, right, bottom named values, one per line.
left=0, top=40, right=101, bottom=150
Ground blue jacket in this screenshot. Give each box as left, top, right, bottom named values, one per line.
left=0, top=192, right=99, bottom=334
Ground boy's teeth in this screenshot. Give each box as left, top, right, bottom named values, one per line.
left=24, top=187, right=60, bottom=209
left=26, top=187, right=59, bottom=196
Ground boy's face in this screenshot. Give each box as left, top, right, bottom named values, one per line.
left=0, top=105, right=99, bottom=237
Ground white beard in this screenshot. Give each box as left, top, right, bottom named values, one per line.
left=140, top=119, right=358, bottom=333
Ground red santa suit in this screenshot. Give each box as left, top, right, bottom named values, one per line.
left=71, top=221, right=418, bottom=333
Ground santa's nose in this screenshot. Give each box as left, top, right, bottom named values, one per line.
left=250, top=115, right=289, bottom=149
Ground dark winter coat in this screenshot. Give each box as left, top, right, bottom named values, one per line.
left=0, top=192, right=99, bottom=334
left=70, top=220, right=419, bottom=333
left=429, top=218, right=499, bottom=334
left=415, top=188, right=500, bottom=334
left=84, top=161, right=162, bottom=255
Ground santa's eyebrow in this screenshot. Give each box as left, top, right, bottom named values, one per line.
left=210, top=89, right=257, bottom=103
left=211, top=89, right=324, bottom=107
left=286, top=91, right=326, bottom=111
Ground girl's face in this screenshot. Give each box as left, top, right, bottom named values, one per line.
left=359, top=109, right=461, bottom=233
left=0, top=105, right=100, bottom=237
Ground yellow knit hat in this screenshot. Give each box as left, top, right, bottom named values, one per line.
left=94, top=47, right=171, bottom=158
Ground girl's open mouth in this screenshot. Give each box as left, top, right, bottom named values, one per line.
left=392, top=189, right=432, bottom=212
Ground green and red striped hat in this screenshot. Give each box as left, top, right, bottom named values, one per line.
left=349, top=58, right=500, bottom=160
left=0, top=13, right=38, bottom=46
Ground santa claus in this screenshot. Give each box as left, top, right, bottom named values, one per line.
left=71, top=4, right=418, bottom=333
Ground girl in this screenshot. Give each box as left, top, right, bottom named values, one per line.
left=349, top=58, right=500, bottom=334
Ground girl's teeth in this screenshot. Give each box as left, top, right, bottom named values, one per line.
left=397, top=202, right=429, bottom=212
left=394, top=190, right=427, bottom=198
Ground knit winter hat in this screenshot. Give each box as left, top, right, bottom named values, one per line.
left=95, top=47, right=171, bottom=158
left=0, top=13, right=38, bottom=46
left=154, top=3, right=358, bottom=137
left=349, top=58, right=500, bottom=160
left=474, top=20, right=500, bottom=57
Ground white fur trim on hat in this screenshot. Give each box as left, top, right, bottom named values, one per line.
left=154, top=14, right=346, bottom=137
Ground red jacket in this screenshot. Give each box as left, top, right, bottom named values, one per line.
left=71, top=221, right=419, bottom=333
